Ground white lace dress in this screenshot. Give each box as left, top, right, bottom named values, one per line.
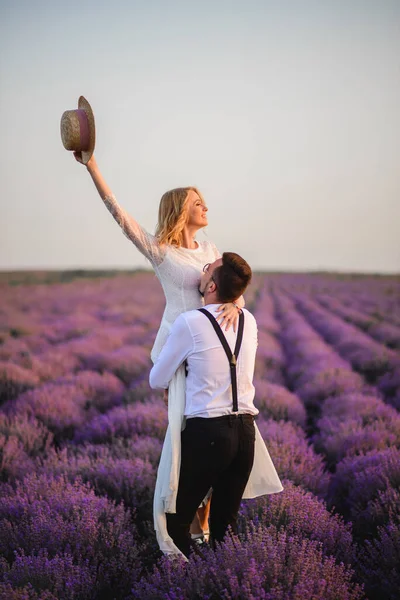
left=103, top=194, right=283, bottom=558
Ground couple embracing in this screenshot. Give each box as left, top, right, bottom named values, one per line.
left=65, top=97, right=283, bottom=561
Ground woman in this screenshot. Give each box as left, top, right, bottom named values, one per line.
left=73, top=152, right=283, bottom=558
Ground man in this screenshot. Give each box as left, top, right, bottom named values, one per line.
left=149, top=252, right=261, bottom=558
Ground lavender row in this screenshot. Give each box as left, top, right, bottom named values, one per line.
left=270, top=289, right=399, bottom=537
left=315, top=294, right=400, bottom=350
left=254, top=287, right=399, bottom=543
left=290, top=292, right=400, bottom=406
left=252, top=287, right=308, bottom=428
left=254, top=286, right=291, bottom=378
left=327, top=288, right=400, bottom=328
left=271, top=290, right=400, bottom=489
left=247, top=290, right=400, bottom=597
left=267, top=272, right=400, bottom=327
left=272, top=291, right=370, bottom=410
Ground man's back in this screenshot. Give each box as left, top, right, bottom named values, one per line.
left=150, top=303, right=259, bottom=418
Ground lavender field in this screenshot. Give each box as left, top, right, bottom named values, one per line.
left=0, top=270, right=399, bottom=600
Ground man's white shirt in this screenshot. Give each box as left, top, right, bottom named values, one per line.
left=149, top=304, right=259, bottom=419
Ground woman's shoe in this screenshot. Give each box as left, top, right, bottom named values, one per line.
left=190, top=531, right=210, bottom=545
left=191, top=532, right=206, bottom=545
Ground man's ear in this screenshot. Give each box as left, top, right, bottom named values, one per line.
left=208, top=280, right=217, bottom=293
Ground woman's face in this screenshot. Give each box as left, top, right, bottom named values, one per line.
left=185, top=190, right=208, bottom=229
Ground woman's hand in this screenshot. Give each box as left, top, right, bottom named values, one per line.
left=73, top=151, right=96, bottom=171
left=215, top=302, right=241, bottom=332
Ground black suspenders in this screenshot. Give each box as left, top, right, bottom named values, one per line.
left=198, top=308, right=244, bottom=413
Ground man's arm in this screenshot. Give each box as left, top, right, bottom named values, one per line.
left=149, top=314, right=194, bottom=389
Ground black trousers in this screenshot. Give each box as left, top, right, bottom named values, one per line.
left=166, top=414, right=256, bottom=558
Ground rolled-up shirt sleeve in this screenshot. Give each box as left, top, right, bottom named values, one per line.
left=149, top=315, right=194, bottom=389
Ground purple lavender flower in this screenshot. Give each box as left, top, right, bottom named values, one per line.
left=254, top=379, right=307, bottom=427
left=130, top=524, right=364, bottom=600
left=54, top=370, right=125, bottom=412
left=356, top=518, right=400, bottom=600
left=292, top=294, right=400, bottom=381
left=1, top=272, right=398, bottom=598
left=40, top=314, right=96, bottom=345
left=327, top=447, right=400, bottom=539
left=2, top=310, right=40, bottom=339
left=377, top=365, right=400, bottom=406
left=0, top=434, right=34, bottom=483
left=255, top=329, right=286, bottom=382
left=36, top=443, right=156, bottom=538
left=257, top=417, right=330, bottom=496
left=74, top=399, right=167, bottom=444
left=61, top=329, right=127, bottom=360
left=253, top=289, right=281, bottom=335
left=3, top=384, right=88, bottom=440
left=272, top=292, right=366, bottom=406
left=296, top=367, right=366, bottom=406
left=30, top=347, right=82, bottom=381
left=83, top=345, right=151, bottom=385
left=239, top=480, right=355, bottom=565
left=0, top=362, right=39, bottom=403
left=0, top=548, right=97, bottom=600
left=129, top=435, right=163, bottom=466
left=368, top=321, right=400, bottom=350
left=317, top=294, right=400, bottom=350
left=125, top=376, right=163, bottom=404
left=0, top=338, right=31, bottom=364
left=0, top=472, right=142, bottom=597
left=363, top=486, right=400, bottom=534
left=0, top=414, right=53, bottom=481
left=20, top=334, right=51, bottom=355
left=63, top=435, right=162, bottom=467
left=313, top=393, right=400, bottom=464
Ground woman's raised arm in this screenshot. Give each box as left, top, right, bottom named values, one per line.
left=82, top=154, right=113, bottom=200
left=74, top=152, right=164, bottom=266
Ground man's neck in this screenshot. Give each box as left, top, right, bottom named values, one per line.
left=204, top=295, right=240, bottom=306
left=203, top=293, right=220, bottom=305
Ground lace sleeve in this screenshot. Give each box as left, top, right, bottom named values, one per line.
left=103, top=194, right=165, bottom=266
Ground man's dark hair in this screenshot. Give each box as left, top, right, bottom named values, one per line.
left=212, top=252, right=252, bottom=303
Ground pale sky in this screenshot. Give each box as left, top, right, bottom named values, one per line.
left=1, top=0, right=399, bottom=273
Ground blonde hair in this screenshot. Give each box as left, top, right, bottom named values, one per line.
left=155, top=186, right=205, bottom=247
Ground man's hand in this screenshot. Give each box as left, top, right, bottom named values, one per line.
left=163, top=389, right=169, bottom=407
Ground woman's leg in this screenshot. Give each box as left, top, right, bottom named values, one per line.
left=189, top=511, right=202, bottom=535
left=189, top=494, right=212, bottom=536
left=198, top=495, right=211, bottom=532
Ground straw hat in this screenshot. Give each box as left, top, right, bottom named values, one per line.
left=60, top=96, right=95, bottom=164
